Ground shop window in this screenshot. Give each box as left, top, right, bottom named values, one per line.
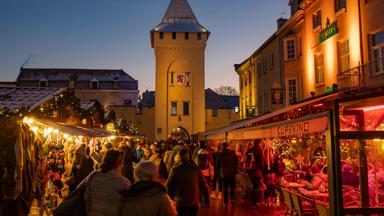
left=185, top=32, right=189, bottom=40
left=288, top=79, right=297, bottom=105
left=338, top=40, right=350, bottom=73
left=172, top=32, right=177, bottom=40
left=197, top=32, right=202, bottom=40
left=315, top=53, right=325, bottom=85
left=212, top=108, right=218, bottom=117
left=334, top=0, right=346, bottom=13
left=183, top=101, right=189, bottom=116
left=285, top=38, right=296, bottom=60
left=171, top=101, right=177, bottom=116
left=312, top=10, right=322, bottom=30
left=159, top=32, right=164, bottom=39
left=371, top=30, right=384, bottom=75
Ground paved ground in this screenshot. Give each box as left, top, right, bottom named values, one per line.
left=199, top=199, right=286, bottom=216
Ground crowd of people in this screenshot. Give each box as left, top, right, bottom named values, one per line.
left=53, top=138, right=286, bottom=216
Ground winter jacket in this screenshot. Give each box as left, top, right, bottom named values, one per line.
left=119, top=146, right=140, bottom=183
left=149, top=154, right=168, bottom=180
left=217, top=148, right=238, bottom=178
left=120, top=181, right=175, bottom=216
left=84, top=172, right=131, bottom=216
left=167, top=161, right=209, bottom=207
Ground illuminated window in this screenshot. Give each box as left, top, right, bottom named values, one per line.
left=197, top=32, right=202, bottom=40
left=315, top=53, right=325, bottom=85
left=312, top=10, right=322, bottom=30
left=159, top=32, right=164, bottom=39
left=288, top=79, right=297, bottom=104
left=371, top=30, right=384, bottom=75
left=183, top=102, right=189, bottom=116
left=338, top=40, right=350, bottom=73
left=185, top=32, right=189, bottom=40
left=285, top=38, right=296, bottom=60
left=335, top=0, right=346, bottom=13
left=172, top=32, right=176, bottom=40
left=171, top=101, right=177, bottom=116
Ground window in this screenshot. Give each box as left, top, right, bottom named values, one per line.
left=290, top=0, right=300, bottom=16
left=212, top=108, right=218, bottom=117
left=263, top=57, right=268, bottom=74
left=315, top=53, right=325, bottom=85
left=185, top=72, right=191, bottom=86
left=288, top=79, right=297, bottom=104
left=285, top=38, right=296, bottom=60
left=371, top=30, right=384, bottom=74
left=157, top=128, right=162, bottom=134
left=338, top=40, right=350, bottom=73
left=270, top=52, right=274, bottom=69
left=248, top=71, right=252, bottom=83
left=172, top=32, right=176, bottom=40
left=170, top=72, right=175, bottom=85
left=90, top=79, right=99, bottom=89
left=185, top=32, right=189, bottom=40
left=335, top=0, right=346, bottom=13
left=183, top=102, right=189, bottom=116
left=171, top=101, right=177, bottom=116
left=313, top=10, right=322, bottom=30
left=39, top=79, right=48, bottom=88
left=257, top=62, right=262, bottom=79
left=124, top=99, right=132, bottom=106
left=197, top=32, right=202, bottom=40
left=159, top=32, right=164, bottom=39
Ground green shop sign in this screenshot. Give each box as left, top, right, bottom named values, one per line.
left=319, top=21, right=338, bottom=44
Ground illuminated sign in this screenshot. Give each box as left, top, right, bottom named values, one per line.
left=277, top=121, right=310, bottom=136
left=319, top=20, right=338, bottom=44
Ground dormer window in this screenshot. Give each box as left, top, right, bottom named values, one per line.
left=90, top=78, right=99, bottom=90
left=39, top=78, right=48, bottom=88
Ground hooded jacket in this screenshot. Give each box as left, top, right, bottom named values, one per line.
left=120, top=181, right=175, bottom=216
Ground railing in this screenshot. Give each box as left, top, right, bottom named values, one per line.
left=337, top=57, right=384, bottom=89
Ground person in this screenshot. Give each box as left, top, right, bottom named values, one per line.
left=167, top=140, right=188, bottom=170
left=217, top=142, right=238, bottom=206
left=149, top=145, right=169, bottom=182
left=245, top=140, right=264, bottom=206
left=211, top=144, right=222, bottom=199
left=84, top=150, right=131, bottom=216
left=120, top=161, right=176, bottom=216
left=68, top=144, right=94, bottom=192
left=194, top=141, right=213, bottom=207
left=300, top=165, right=328, bottom=190
left=119, top=142, right=140, bottom=183
left=167, top=149, right=209, bottom=216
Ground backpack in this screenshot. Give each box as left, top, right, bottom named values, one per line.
left=197, top=149, right=210, bottom=170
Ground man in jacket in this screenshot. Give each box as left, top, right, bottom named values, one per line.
left=167, top=149, right=209, bottom=216
left=217, top=142, right=238, bottom=206
left=120, top=161, right=175, bottom=216
left=119, top=142, right=140, bottom=183
left=245, top=139, right=264, bottom=206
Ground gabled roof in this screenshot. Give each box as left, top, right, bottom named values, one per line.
left=152, top=0, right=209, bottom=33
left=17, top=68, right=137, bottom=82
left=0, top=87, right=65, bottom=110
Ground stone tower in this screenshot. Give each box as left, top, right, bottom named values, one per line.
left=151, top=0, right=209, bottom=140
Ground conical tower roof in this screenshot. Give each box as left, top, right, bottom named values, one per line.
left=152, top=0, right=209, bottom=34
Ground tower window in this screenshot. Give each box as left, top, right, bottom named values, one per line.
left=197, top=32, right=202, bottom=40
left=159, top=32, right=164, bottom=39
left=171, top=101, right=177, bottom=116
left=185, top=32, right=189, bottom=40
left=172, top=32, right=177, bottom=40
left=183, top=101, right=189, bottom=116
left=170, top=72, right=175, bottom=85
left=185, top=72, right=191, bottom=86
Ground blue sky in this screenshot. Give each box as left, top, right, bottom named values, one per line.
left=0, top=0, right=289, bottom=92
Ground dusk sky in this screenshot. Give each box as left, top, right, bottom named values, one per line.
left=0, top=0, right=289, bottom=93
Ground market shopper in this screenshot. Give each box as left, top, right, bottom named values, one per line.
left=167, top=149, right=209, bottom=216
left=245, top=139, right=264, bottom=206
left=149, top=145, right=169, bottom=182
left=68, top=144, right=94, bottom=192
left=194, top=141, right=213, bottom=207
left=119, top=142, right=140, bottom=183
left=217, top=142, right=238, bottom=206
left=84, top=149, right=131, bottom=216
left=120, top=161, right=176, bottom=216
left=211, top=144, right=223, bottom=199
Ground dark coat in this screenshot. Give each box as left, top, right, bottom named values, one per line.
left=120, top=181, right=175, bottom=216
left=166, top=161, right=209, bottom=207
left=119, top=146, right=140, bottom=183
left=217, top=148, right=238, bottom=178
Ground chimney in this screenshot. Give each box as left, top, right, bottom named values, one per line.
left=277, top=18, right=288, bottom=29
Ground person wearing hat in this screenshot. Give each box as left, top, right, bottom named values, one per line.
left=120, top=161, right=175, bottom=216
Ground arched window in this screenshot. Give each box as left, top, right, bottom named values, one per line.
left=90, top=78, right=99, bottom=90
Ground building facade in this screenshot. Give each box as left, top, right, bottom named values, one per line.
left=151, top=0, right=210, bottom=140
left=236, top=0, right=384, bottom=120
left=16, top=68, right=139, bottom=108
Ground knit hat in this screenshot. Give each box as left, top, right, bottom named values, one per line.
left=134, top=161, right=159, bottom=181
